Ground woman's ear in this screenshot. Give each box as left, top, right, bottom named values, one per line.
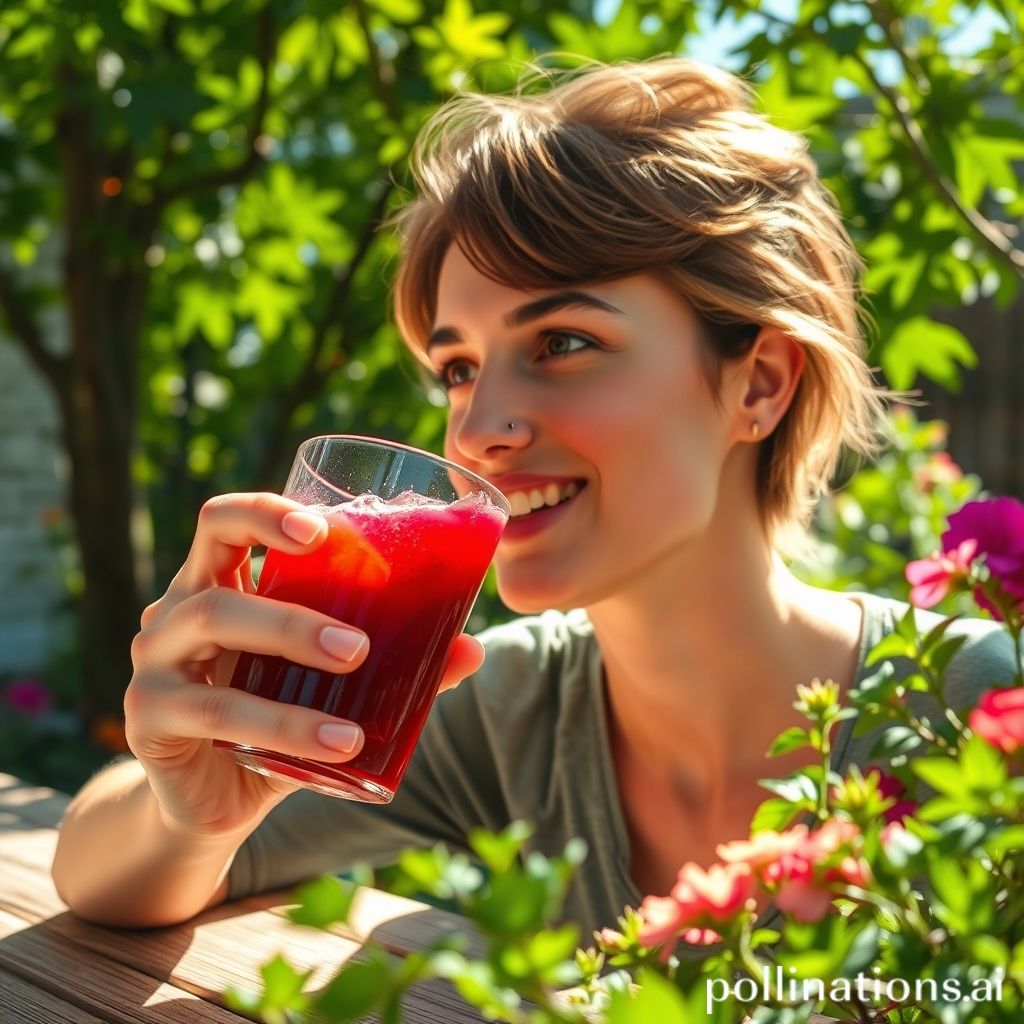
left=732, top=327, right=806, bottom=441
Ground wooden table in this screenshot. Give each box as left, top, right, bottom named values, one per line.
left=0, top=772, right=489, bottom=1023
left=0, top=773, right=843, bottom=1023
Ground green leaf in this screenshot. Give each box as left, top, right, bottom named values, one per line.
left=468, top=821, right=532, bottom=874
left=881, top=316, right=978, bottom=391
left=605, top=967, right=692, bottom=1023
left=152, top=0, right=195, bottom=13
left=752, top=797, right=807, bottom=832
left=314, top=955, right=392, bottom=1021
left=174, top=281, right=235, bottom=348
left=472, top=871, right=548, bottom=936
left=768, top=726, right=814, bottom=757
left=912, top=756, right=967, bottom=797
left=960, top=734, right=1008, bottom=792
left=525, top=923, right=580, bottom=972
left=984, top=824, right=1024, bottom=855
left=919, top=613, right=962, bottom=657
left=397, top=846, right=448, bottom=893
left=895, top=603, right=919, bottom=643
left=368, top=0, right=424, bottom=23
left=759, top=773, right=819, bottom=803
left=257, top=953, right=312, bottom=1015
left=449, top=961, right=519, bottom=1019
left=4, top=23, right=55, bottom=60
left=924, top=634, right=969, bottom=676
left=869, top=725, right=922, bottom=759
left=865, top=632, right=915, bottom=666
left=287, top=875, right=356, bottom=930
left=927, top=851, right=993, bottom=933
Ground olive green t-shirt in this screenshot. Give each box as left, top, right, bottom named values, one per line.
left=227, top=593, right=1017, bottom=937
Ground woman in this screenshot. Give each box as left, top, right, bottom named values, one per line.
left=52, top=58, right=1013, bottom=939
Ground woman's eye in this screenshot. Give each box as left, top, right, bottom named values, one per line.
left=433, top=361, right=475, bottom=390
left=545, top=331, right=595, bottom=358
left=432, top=332, right=597, bottom=392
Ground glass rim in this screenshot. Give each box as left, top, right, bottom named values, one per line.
left=296, top=434, right=511, bottom=516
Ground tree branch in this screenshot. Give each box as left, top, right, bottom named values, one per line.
left=863, top=0, right=930, bottom=94
left=852, top=54, right=1024, bottom=275
left=255, top=182, right=395, bottom=488
left=0, top=262, right=69, bottom=395
left=153, top=3, right=275, bottom=207
left=352, top=0, right=403, bottom=122
left=733, top=1, right=1024, bottom=278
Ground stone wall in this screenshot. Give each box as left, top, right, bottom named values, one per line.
left=0, top=335, right=70, bottom=676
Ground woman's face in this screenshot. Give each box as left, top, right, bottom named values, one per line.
left=430, top=244, right=748, bottom=613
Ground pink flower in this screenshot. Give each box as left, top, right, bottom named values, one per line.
left=913, top=452, right=962, bottom=494
left=635, top=895, right=688, bottom=948
left=906, top=539, right=977, bottom=608
left=722, top=819, right=868, bottom=924
left=671, top=861, right=756, bottom=926
left=880, top=821, right=908, bottom=850
left=943, top=498, right=1024, bottom=619
left=596, top=926, right=627, bottom=951
left=969, top=688, right=1024, bottom=755
left=680, top=926, right=722, bottom=946
left=775, top=878, right=834, bottom=923
left=717, top=826, right=810, bottom=869
left=3, top=678, right=53, bottom=717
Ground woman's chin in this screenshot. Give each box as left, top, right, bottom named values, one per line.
left=495, top=576, right=581, bottom=616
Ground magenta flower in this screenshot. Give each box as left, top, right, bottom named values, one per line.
left=943, top=498, right=1024, bottom=619
left=3, top=678, right=53, bottom=718
left=865, top=767, right=918, bottom=824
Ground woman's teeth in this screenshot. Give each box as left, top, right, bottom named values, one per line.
left=507, top=481, right=582, bottom=518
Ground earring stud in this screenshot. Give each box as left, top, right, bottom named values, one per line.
left=751, top=422, right=761, bottom=440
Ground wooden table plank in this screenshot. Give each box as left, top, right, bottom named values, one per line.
left=0, top=799, right=488, bottom=1022
left=0, top=909, right=247, bottom=1024
left=0, top=774, right=69, bottom=829
left=0, top=965, right=108, bottom=1024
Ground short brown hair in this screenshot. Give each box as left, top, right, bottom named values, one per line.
left=390, top=57, right=890, bottom=557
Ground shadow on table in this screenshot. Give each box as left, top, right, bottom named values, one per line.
left=0, top=909, right=248, bottom=1021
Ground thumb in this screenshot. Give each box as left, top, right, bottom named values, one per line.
left=437, top=634, right=485, bottom=693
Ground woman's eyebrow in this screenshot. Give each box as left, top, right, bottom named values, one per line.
left=427, top=290, right=625, bottom=353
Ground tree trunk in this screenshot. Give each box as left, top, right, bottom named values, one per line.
left=53, top=66, right=149, bottom=722
left=60, top=392, right=143, bottom=720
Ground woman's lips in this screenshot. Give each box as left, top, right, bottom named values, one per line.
left=501, top=482, right=587, bottom=541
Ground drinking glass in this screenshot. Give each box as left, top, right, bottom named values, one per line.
left=216, top=435, right=509, bottom=803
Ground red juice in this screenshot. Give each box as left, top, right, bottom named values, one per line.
left=218, top=491, right=506, bottom=802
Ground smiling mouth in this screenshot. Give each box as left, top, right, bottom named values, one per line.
left=507, top=481, right=587, bottom=519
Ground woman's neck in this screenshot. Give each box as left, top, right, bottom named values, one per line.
left=585, top=528, right=864, bottom=814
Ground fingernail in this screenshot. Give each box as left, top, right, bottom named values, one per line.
left=318, top=723, right=362, bottom=753
left=319, top=626, right=368, bottom=662
left=281, top=511, right=326, bottom=545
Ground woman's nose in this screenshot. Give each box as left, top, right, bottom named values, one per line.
left=447, top=370, right=533, bottom=463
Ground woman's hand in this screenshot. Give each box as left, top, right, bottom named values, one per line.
left=124, top=492, right=485, bottom=841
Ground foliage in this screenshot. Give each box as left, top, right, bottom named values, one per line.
left=793, top=407, right=983, bottom=603
left=232, top=497, right=1024, bottom=1022
left=0, top=0, right=1020, bottom=715
left=0, top=674, right=123, bottom=791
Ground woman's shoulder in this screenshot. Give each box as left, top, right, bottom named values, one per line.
left=428, top=608, right=599, bottom=754
left=466, top=607, right=597, bottom=704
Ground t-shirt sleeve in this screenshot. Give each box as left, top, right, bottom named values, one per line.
left=937, top=616, right=1018, bottom=709
left=843, top=611, right=1018, bottom=774
left=226, top=617, right=549, bottom=900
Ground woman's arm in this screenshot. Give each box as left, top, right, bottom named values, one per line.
left=53, top=757, right=250, bottom=927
